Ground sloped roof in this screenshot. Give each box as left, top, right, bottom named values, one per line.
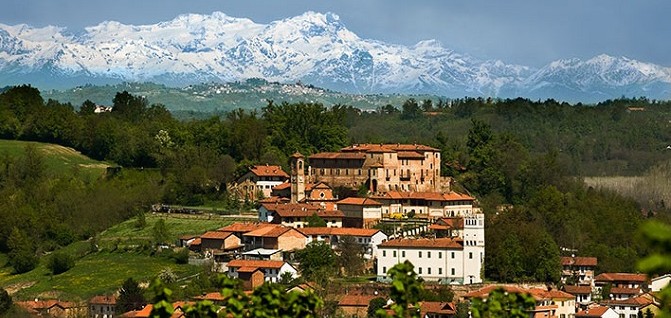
left=595, top=273, right=647, bottom=283
left=200, top=231, right=234, bottom=240
left=298, top=227, right=383, bottom=237
left=420, top=302, right=457, bottom=316
left=337, top=197, right=382, bottom=206
left=227, top=259, right=286, bottom=270
left=89, top=295, right=117, bottom=305
left=340, top=143, right=439, bottom=153
left=218, top=222, right=275, bottom=233
left=563, top=285, right=593, bottom=294
left=561, top=256, right=598, bottom=267
left=309, top=152, right=367, bottom=160
left=379, top=237, right=463, bottom=249
left=464, top=285, right=540, bottom=301
left=372, top=191, right=474, bottom=202
left=250, top=165, right=289, bottom=178
left=577, top=305, right=611, bottom=318
left=397, top=151, right=425, bottom=159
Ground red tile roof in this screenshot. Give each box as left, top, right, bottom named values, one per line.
left=338, top=294, right=378, bottom=307
left=89, top=295, right=117, bottom=305
left=337, top=197, right=382, bottom=206
left=309, top=152, right=367, bottom=160
left=243, top=225, right=307, bottom=238
left=372, top=191, right=474, bottom=202
left=603, top=295, right=655, bottom=307
left=595, top=273, right=647, bottom=283
left=464, top=285, right=538, bottom=300
left=435, top=217, right=464, bottom=229
left=200, top=231, right=234, bottom=240
left=530, top=288, right=575, bottom=300
left=189, top=238, right=201, bottom=246
left=298, top=227, right=383, bottom=237
left=420, top=302, right=456, bottom=316
left=262, top=203, right=344, bottom=218
left=340, top=143, right=439, bottom=153
left=577, top=305, right=611, bottom=318
left=561, top=256, right=598, bottom=267
left=379, top=237, right=463, bottom=249
left=227, top=259, right=285, bottom=270
left=218, top=222, right=275, bottom=233
left=193, top=292, right=225, bottom=301
left=610, top=287, right=642, bottom=295
left=250, top=165, right=289, bottom=178
left=563, top=285, right=593, bottom=294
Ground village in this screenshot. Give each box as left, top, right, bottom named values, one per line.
left=14, top=143, right=668, bottom=318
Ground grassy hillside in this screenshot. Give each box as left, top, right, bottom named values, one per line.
left=0, top=139, right=110, bottom=179
left=0, top=214, right=240, bottom=301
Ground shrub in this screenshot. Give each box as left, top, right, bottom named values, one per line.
left=47, top=252, right=75, bottom=275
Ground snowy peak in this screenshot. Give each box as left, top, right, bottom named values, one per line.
left=0, top=11, right=669, bottom=102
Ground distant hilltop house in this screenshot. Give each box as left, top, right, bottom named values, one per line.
left=94, top=104, right=112, bottom=113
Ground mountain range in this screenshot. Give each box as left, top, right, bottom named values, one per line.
left=1, top=11, right=670, bottom=102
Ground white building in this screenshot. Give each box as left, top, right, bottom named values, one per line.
left=650, top=274, right=671, bottom=292
left=377, top=211, right=484, bottom=284
left=371, top=191, right=475, bottom=219
left=298, top=227, right=388, bottom=259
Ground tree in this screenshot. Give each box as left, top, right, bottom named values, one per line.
left=152, top=219, right=171, bottom=245
left=470, top=288, right=536, bottom=318
left=0, top=288, right=11, bottom=315
left=376, top=260, right=423, bottom=318
left=117, top=277, right=146, bottom=313
left=338, top=236, right=365, bottom=276
left=306, top=212, right=327, bottom=227
left=368, top=297, right=386, bottom=318
left=400, top=99, right=422, bottom=120
left=7, top=227, right=37, bottom=274
left=46, top=252, right=75, bottom=275
left=295, top=241, right=337, bottom=283
left=79, top=99, right=96, bottom=115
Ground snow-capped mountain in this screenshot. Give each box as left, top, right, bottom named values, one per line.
left=0, top=11, right=669, bottom=102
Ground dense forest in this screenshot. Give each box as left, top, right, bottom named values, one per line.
left=0, top=84, right=670, bottom=282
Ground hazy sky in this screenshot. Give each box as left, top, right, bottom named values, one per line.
left=1, top=0, right=669, bottom=67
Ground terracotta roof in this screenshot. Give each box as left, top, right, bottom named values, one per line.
left=337, top=197, right=382, bottom=206
left=340, top=143, right=439, bottom=153
left=121, top=303, right=190, bottom=318
left=250, top=165, right=289, bottom=178
left=193, top=292, right=225, bottom=302
left=610, top=287, right=642, bottom=295
left=243, top=225, right=307, bottom=238
left=227, top=259, right=285, bottom=269
left=16, top=300, right=80, bottom=313
left=530, top=288, right=575, bottom=300
left=200, top=231, right=234, bottom=240
left=435, top=217, right=464, bottom=229
left=420, top=302, right=456, bottom=316
left=290, top=152, right=304, bottom=158
left=561, top=256, right=598, bottom=267
left=237, top=266, right=264, bottom=273
left=298, top=227, right=383, bottom=237
left=218, top=222, right=275, bottom=233
left=263, top=203, right=344, bottom=218
left=563, top=285, right=593, bottom=294
left=397, top=151, right=425, bottom=159
left=603, top=295, right=655, bottom=307
left=595, top=273, right=647, bottom=283
left=89, top=295, right=117, bottom=305
left=372, top=191, right=474, bottom=202
left=338, top=294, right=378, bottom=307
left=258, top=196, right=290, bottom=204
left=577, top=305, right=611, bottom=318
left=379, top=237, right=463, bottom=249
left=272, top=182, right=291, bottom=190
left=309, top=152, right=367, bottom=160
left=464, top=285, right=540, bottom=300
left=189, top=238, right=201, bottom=246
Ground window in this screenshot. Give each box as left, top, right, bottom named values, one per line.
left=439, top=268, right=442, bottom=275
left=428, top=267, right=431, bottom=274
left=619, top=314, right=625, bottom=318
left=561, top=315, right=566, bottom=318
left=451, top=252, right=455, bottom=259
left=451, top=268, right=455, bottom=275
left=427, top=251, right=431, bottom=258
left=393, top=251, right=397, bottom=257
left=469, top=252, right=473, bottom=259
left=383, top=250, right=386, bottom=257
left=419, top=251, right=422, bottom=258
left=438, top=252, right=442, bottom=259
left=629, top=315, right=636, bottom=318
left=419, top=267, right=422, bottom=274
left=402, top=251, right=406, bottom=257
left=383, top=267, right=387, bottom=273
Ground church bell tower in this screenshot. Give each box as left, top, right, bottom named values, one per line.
left=290, top=152, right=306, bottom=203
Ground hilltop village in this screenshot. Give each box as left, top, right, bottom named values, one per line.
left=16, top=143, right=665, bottom=318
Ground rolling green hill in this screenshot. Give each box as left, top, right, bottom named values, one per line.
left=0, top=139, right=110, bottom=179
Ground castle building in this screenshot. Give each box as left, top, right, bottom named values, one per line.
left=308, top=144, right=442, bottom=193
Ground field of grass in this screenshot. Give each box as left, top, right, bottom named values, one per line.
left=0, top=214, right=248, bottom=301
left=0, top=139, right=110, bottom=179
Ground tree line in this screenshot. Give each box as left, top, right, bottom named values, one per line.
left=0, top=85, right=668, bottom=282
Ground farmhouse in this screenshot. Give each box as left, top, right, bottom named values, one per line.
left=226, top=259, right=298, bottom=290
left=298, top=227, right=388, bottom=259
